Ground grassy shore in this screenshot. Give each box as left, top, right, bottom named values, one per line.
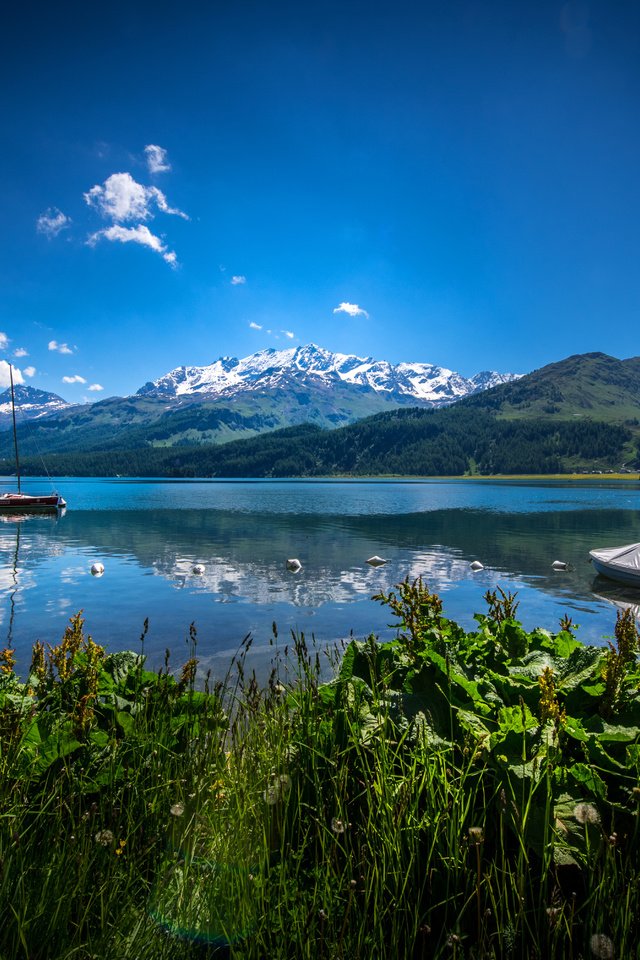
left=1, top=584, right=639, bottom=959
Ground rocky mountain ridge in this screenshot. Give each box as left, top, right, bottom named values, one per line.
left=136, top=343, right=521, bottom=406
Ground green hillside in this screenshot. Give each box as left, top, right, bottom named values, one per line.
left=5, top=407, right=637, bottom=477
left=465, top=352, right=640, bottom=423
left=1, top=376, right=405, bottom=457
left=3, top=352, right=640, bottom=477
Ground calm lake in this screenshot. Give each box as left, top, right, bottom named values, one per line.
left=2, top=477, right=640, bottom=676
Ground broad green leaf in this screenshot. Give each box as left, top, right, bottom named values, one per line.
left=568, top=763, right=607, bottom=800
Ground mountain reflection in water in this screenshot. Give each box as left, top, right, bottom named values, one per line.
left=1, top=483, right=639, bottom=671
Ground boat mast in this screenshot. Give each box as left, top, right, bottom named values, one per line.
left=9, top=364, right=21, bottom=494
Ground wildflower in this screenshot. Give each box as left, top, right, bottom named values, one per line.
left=574, top=803, right=600, bottom=825
left=177, top=657, right=198, bottom=692
left=95, top=829, right=114, bottom=846
left=546, top=906, right=560, bottom=927
left=115, top=839, right=126, bottom=856
left=30, top=641, right=47, bottom=683
left=538, top=667, right=566, bottom=725
left=0, top=647, right=16, bottom=675
left=589, top=933, right=614, bottom=959
left=170, top=802, right=185, bottom=817
left=331, top=817, right=346, bottom=834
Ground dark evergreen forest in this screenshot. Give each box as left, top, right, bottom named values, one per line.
left=3, top=405, right=635, bottom=477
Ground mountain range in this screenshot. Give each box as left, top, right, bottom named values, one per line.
left=135, top=343, right=518, bottom=404
left=0, top=344, right=520, bottom=451
left=3, top=349, right=640, bottom=476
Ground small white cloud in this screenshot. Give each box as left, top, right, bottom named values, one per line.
left=84, top=172, right=188, bottom=223
left=0, top=361, right=23, bottom=387
left=333, top=302, right=369, bottom=319
left=249, top=321, right=262, bottom=330
left=62, top=374, right=87, bottom=384
left=49, top=340, right=74, bottom=354
left=231, top=275, right=246, bottom=285
left=14, top=347, right=28, bottom=357
left=282, top=330, right=295, bottom=339
left=23, top=366, right=36, bottom=377
left=88, top=224, right=178, bottom=267
left=144, top=144, right=171, bottom=174
left=0, top=332, right=9, bottom=350
left=37, top=208, right=71, bottom=238
left=88, top=383, right=104, bottom=391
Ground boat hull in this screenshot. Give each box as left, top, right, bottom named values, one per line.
left=0, top=493, right=66, bottom=512
left=590, top=542, right=640, bottom=588
left=591, top=557, right=640, bottom=587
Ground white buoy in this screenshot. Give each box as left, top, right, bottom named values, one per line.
left=470, top=561, right=484, bottom=571
left=366, top=556, right=387, bottom=567
left=551, top=560, right=568, bottom=570
left=286, top=558, right=302, bottom=572
left=192, top=564, right=205, bottom=575
left=90, top=562, right=105, bottom=577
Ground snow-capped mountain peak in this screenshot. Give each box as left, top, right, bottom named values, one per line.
left=0, top=384, right=73, bottom=429
left=136, top=343, right=521, bottom=407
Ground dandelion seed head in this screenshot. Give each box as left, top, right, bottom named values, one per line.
left=95, top=829, right=114, bottom=846
left=170, top=802, right=185, bottom=817
left=574, top=802, right=600, bottom=825
left=263, top=784, right=280, bottom=805
left=331, top=817, right=346, bottom=834
left=589, top=933, right=614, bottom=959
left=263, top=773, right=291, bottom=805
left=468, top=826, right=484, bottom=843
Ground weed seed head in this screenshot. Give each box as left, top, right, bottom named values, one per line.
left=95, top=829, right=114, bottom=846
left=170, top=802, right=185, bottom=817
left=589, top=933, right=614, bottom=959
left=263, top=774, right=291, bottom=805
left=331, top=817, right=346, bottom=834
left=574, top=803, right=600, bottom=825
left=468, top=826, right=484, bottom=844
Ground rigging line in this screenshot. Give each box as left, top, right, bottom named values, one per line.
left=11, top=389, right=57, bottom=492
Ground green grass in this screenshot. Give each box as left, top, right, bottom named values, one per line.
left=1, top=587, right=639, bottom=959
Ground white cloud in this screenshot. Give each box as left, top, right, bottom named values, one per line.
left=333, top=302, right=369, bottom=319
left=231, top=275, right=246, bottom=285
left=23, top=366, right=36, bottom=377
left=37, top=207, right=71, bottom=238
left=49, top=340, right=74, bottom=354
left=0, top=361, right=23, bottom=387
left=62, top=375, right=87, bottom=384
left=0, top=332, right=9, bottom=349
left=88, top=383, right=104, bottom=391
left=14, top=347, right=28, bottom=357
left=84, top=172, right=188, bottom=223
left=249, top=322, right=262, bottom=330
left=282, top=330, right=295, bottom=339
left=88, top=225, right=178, bottom=267
left=144, top=144, right=171, bottom=174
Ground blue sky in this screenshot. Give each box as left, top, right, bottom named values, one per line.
left=1, top=0, right=639, bottom=400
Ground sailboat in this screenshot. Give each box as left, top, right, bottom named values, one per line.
left=0, top=364, right=66, bottom=512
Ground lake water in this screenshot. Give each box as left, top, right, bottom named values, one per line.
left=2, top=477, right=640, bottom=677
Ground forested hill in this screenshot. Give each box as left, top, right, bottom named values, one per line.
left=7, top=405, right=637, bottom=477
left=462, top=351, right=640, bottom=422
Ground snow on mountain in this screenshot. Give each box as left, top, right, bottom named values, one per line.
left=136, top=344, right=521, bottom=406
left=0, top=384, right=72, bottom=429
